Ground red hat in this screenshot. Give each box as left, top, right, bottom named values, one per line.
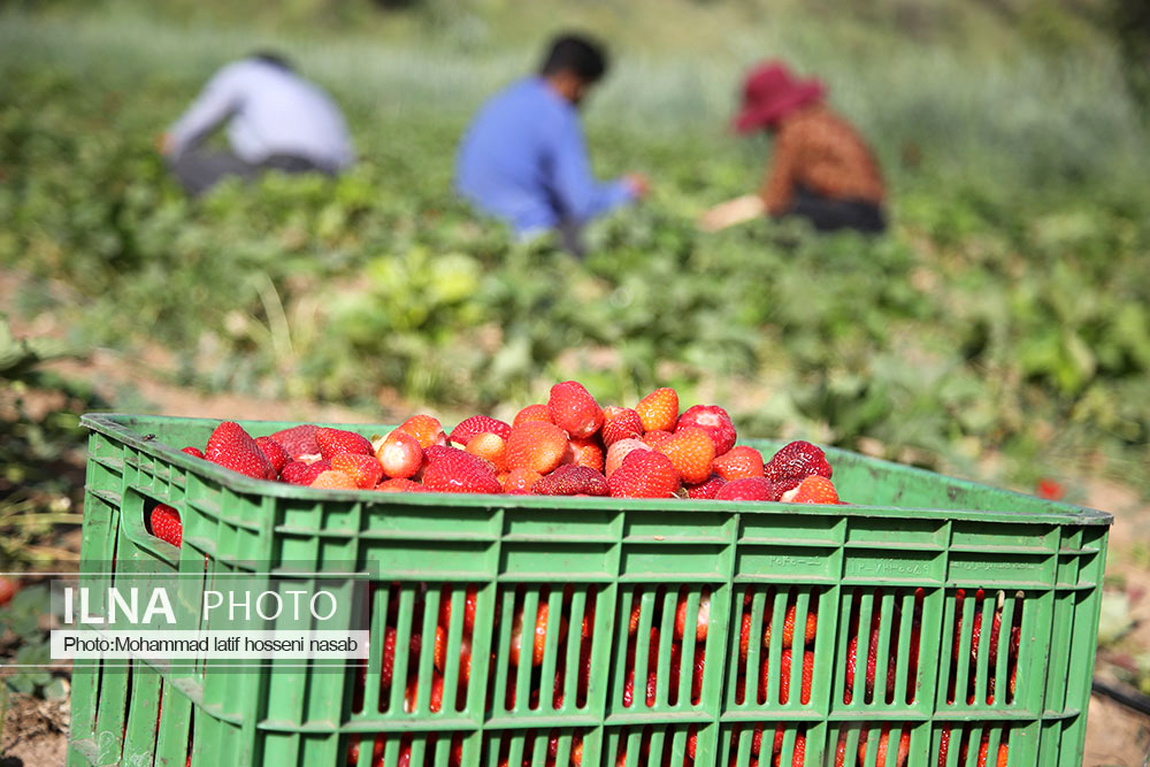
left=733, top=61, right=826, bottom=133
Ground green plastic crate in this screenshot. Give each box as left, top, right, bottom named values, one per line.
left=67, top=414, right=1112, bottom=767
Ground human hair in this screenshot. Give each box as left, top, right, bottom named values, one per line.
left=250, top=50, right=295, bottom=73
left=539, top=34, right=607, bottom=83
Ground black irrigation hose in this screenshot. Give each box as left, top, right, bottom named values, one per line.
left=1092, top=676, right=1150, bottom=718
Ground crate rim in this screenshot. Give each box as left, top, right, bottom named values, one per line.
left=81, top=412, right=1114, bottom=527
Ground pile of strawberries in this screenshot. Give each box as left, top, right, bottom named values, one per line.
left=148, top=382, right=841, bottom=549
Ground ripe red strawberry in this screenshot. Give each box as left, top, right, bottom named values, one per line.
left=269, top=424, right=321, bottom=460
left=760, top=647, right=794, bottom=703
left=685, top=474, right=726, bottom=499
left=601, top=406, right=644, bottom=446
left=781, top=476, right=840, bottom=504
left=403, top=672, right=445, bottom=713
left=150, top=504, right=182, bottom=547
left=499, top=468, right=543, bottom=494
left=1035, top=478, right=1063, bottom=500
left=206, top=421, right=275, bottom=480
left=423, top=449, right=501, bottom=494
left=548, top=381, right=604, bottom=439
left=181, top=446, right=205, bottom=459
left=504, top=421, right=568, bottom=474
left=712, top=446, right=765, bottom=481
left=311, top=470, right=359, bottom=490
left=764, top=441, right=832, bottom=497
left=375, top=477, right=427, bottom=492
left=605, top=438, right=648, bottom=477
left=449, top=415, right=512, bottom=446
left=255, top=436, right=289, bottom=476
left=677, top=404, right=737, bottom=455
left=396, top=414, right=447, bottom=449
left=437, top=584, right=478, bottom=634
left=657, top=426, right=715, bottom=485
left=564, top=436, right=605, bottom=472
left=764, top=605, right=818, bottom=649
left=533, top=465, right=609, bottom=496
left=739, top=610, right=753, bottom=663
left=331, top=453, right=385, bottom=489
left=0, top=576, right=18, bottom=607
left=280, top=459, right=331, bottom=485
left=635, top=388, right=679, bottom=432
left=315, top=427, right=374, bottom=459
left=512, top=404, right=553, bottom=427
left=686, top=727, right=697, bottom=761
left=674, top=589, right=711, bottom=642
left=938, top=728, right=952, bottom=765
left=608, top=450, right=681, bottom=498
left=376, top=430, right=423, bottom=479
left=715, top=476, right=773, bottom=501
left=466, top=432, right=507, bottom=472
left=691, top=643, right=705, bottom=704
left=380, top=626, right=397, bottom=687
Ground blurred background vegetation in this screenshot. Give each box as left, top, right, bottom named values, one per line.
left=1, top=0, right=1148, bottom=522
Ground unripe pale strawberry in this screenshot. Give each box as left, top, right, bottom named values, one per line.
left=466, top=432, right=507, bottom=472
left=310, top=470, right=359, bottom=490
left=376, top=430, right=423, bottom=479
left=605, top=438, right=648, bottom=477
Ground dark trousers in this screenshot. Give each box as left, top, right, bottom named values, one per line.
left=167, top=149, right=335, bottom=197
left=784, top=186, right=888, bottom=234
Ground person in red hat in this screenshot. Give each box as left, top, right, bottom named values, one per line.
left=700, top=60, right=887, bottom=234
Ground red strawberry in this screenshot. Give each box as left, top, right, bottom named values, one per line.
left=605, top=438, right=648, bottom=477
left=331, top=453, right=385, bottom=489
left=150, top=504, right=182, bottom=547
left=685, top=474, right=726, bottom=499
left=376, top=430, right=423, bottom=479
left=181, top=446, right=205, bottom=459
left=635, top=387, right=679, bottom=432
left=686, top=727, right=697, bottom=761
left=677, top=404, right=737, bottom=455
left=269, top=424, right=321, bottom=459
left=504, top=421, right=568, bottom=474
left=781, top=476, right=840, bottom=504
left=403, top=672, right=445, bottom=713
left=0, top=576, right=18, bottom=607
left=499, top=467, right=543, bottom=494
left=760, top=648, right=794, bottom=703
left=674, top=589, right=711, bottom=642
left=792, top=733, right=807, bottom=767
left=466, top=432, right=507, bottom=472
left=449, top=415, right=512, bottom=446
left=601, top=406, right=644, bottom=446
left=315, top=427, right=374, bottom=459
left=608, top=449, right=681, bottom=498
left=715, top=476, right=773, bottom=501
left=396, top=414, right=447, bottom=449
left=657, top=426, right=715, bottom=485
left=423, top=449, right=501, bottom=494
left=280, top=459, right=331, bottom=485
left=564, top=436, right=605, bottom=472
left=1035, top=478, right=1063, bottom=500
left=712, top=446, right=765, bottom=481
left=938, top=728, right=951, bottom=765
left=379, top=626, right=397, bottom=688
left=691, top=643, right=705, bottom=704
left=512, top=404, right=552, bottom=426
left=205, top=421, right=275, bottom=480
left=764, top=605, right=818, bottom=649
left=764, top=441, right=832, bottom=497
left=548, top=381, right=604, bottom=439
left=739, top=610, right=753, bottom=663
left=255, top=436, right=289, bottom=475
left=533, top=465, right=609, bottom=496
left=375, top=477, right=427, bottom=492
left=311, top=470, right=358, bottom=490
left=642, top=429, right=674, bottom=449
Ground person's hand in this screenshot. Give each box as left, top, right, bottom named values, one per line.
left=623, top=172, right=650, bottom=200
left=699, top=194, right=767, bottom=233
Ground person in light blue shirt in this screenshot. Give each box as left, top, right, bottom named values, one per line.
left=160, top=52, right=355, bottom=197
left=455, top=34, right=649, bottom=255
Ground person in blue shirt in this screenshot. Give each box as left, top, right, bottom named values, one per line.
left=455, top=34, right=649, bottom=256
left=159, top=52, right=355, bottom=197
